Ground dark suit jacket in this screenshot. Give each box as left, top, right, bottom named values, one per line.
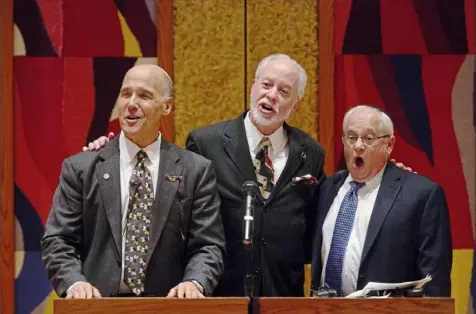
left=41, top=137, right=226, bottom=297
left=186, top=113, right=326, bottom=296
left=311, top=162, right=452, bottom=296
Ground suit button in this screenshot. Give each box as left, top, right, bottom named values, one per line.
left=263, top=206, right=268, bottom=213
left=254, top=270, right=260, bottom=277
left=117, top=259, right=121, bottom=267
left=261, top=237, right=267, bottom=245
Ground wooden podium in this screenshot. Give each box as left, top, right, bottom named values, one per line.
left=54, top=297, right=249, bottom=314
left=253, top=298, right=455, bottom=314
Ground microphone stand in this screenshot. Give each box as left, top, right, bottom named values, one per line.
left=243, top=192, right=254, bottom=299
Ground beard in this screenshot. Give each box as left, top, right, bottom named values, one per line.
left=249, top=102, right=293, bottom=131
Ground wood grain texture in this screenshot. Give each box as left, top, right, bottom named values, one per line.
left=157, top=0, right=174, bottom=142
left=256, top=298, right=455, bottom=314
left=318, top=0, right=335, bottom=174
left=54, top=297, right=249, bottom=314
left=0, top=0, right=14, bottom=312
left=172, top=0, right=245, bottom=147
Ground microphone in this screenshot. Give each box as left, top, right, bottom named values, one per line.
left=242, top=181, right=260, bottom=250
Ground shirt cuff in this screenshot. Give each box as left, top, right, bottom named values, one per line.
left=190, top=280, right=204, bottom=294
left=66, top=281, right=85, bottom=295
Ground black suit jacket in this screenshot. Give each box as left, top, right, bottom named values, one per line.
left=186, top=113, right=326, bottom=296
left=311, top=162, right=452, bottom=296
left=41, top=136, right=226, bottom=297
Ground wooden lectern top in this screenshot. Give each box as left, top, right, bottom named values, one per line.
left=255, top=297, right=455, bottom=314
left=54, top=297, right=249, bottom=314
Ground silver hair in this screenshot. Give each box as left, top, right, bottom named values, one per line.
left=255, top=54, right=307, bottom=101
left=342, top=105, right=394, bottom=135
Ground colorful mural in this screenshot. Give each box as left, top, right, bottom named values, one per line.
left=13, top=0, right=159, bottom=313
left=334, top=1, right=475, bottom=313
left=12, top=0, right=475, bottom=313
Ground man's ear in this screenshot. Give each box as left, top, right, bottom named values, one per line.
left=162, top=97, right=173, bottom=115
left=387, top=135, right=396, bottom=154
left=250, top=79, right=256, bottom=91
left=291, top=100, right=299, bottom=113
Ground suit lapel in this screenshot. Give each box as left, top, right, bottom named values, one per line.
left=96, top=137, right=122, bottom=257
left=223, top=115, right=256, bottom=182
left=361, top=163, right=402, bottom=263
left=147, top=139, right=182, bottom=261
left=318, top=172, right=347, bottom=230
left=267, top=126, right=305, bottom=202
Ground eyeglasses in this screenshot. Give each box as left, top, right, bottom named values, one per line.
left=342, top=134, right=391, bottom=146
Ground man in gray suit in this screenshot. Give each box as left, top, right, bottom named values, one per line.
left=41, top=64, right=226, bottom=299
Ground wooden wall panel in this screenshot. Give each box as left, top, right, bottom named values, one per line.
left=246, top=0, right=319, bottom=141
left=318, top=0, right=335, bottom=174
left=0, top=0, right=15, bottom=312
left=158, top=0, right=175, bottom=142
left=173, top=0, right=246, bottom=147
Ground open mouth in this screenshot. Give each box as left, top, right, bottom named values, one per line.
left=126, top=116, right=141, bottom=121
left=354, top=156, right=364, bottom=168
left=260, top=103, right=275, bottom=113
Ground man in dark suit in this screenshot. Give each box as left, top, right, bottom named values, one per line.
left=186, top=54, right=326, bottom=296
left=311, top=105, right=452, bottom=297
left=41, top=64, right=225, bottom=299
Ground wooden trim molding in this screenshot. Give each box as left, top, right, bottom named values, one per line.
left=0, top=0, right=15, bottom=312
left=318, top=0, right=335, bottom=175
left=157, top=0, right=174, bottom=143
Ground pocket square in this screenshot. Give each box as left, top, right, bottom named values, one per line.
left=292, top=174, right=317, bottom=185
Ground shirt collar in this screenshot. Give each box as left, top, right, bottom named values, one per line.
left=119, top=131, right=161, bottom=165
left=244, top=112, right=288, bottom=153
left=345, top=163, right=386, bottom=192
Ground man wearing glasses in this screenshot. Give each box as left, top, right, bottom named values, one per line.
left=310, top=105, right=452, bottom=297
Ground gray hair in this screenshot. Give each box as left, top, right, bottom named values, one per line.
left=255, top=54, right=307, bottom=101
left=342, top=105, right=394, bottom=135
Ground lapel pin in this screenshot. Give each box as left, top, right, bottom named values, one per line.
left=301, top=152, right=307, bottom=161
left=165, top=174, right=182, bottom=182
left=103, top=173, right=110, bottom=180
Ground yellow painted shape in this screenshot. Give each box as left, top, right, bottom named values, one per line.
left=42, top=290, right=59, bottom=314
left=452, top=249, right=473, bottom=314
left=117, top=10, right=142, bottom=57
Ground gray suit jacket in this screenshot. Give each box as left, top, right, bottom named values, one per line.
left=41, top=137, right=226, bottom=297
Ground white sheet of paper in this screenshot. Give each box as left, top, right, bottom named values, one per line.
left=345, top=274, right=432, bottom=298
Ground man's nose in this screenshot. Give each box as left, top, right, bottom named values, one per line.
left=126, top=95, right=139, bottom=108
left=267, top=88, right=277, bottom=101
left=353, top=137, right=365, bottom=150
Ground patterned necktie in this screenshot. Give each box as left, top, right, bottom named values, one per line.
left=324, top=181, right=365, bottom=296
left=254, top=137, right=275, bottom=199
left=124, top=150, right=155, bottom=295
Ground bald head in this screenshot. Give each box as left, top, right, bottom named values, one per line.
left=342, top=105, right=394, bottom=135
left=118, top=64, right=174, bottom=148
left=123, top=64, right=173, bottom=99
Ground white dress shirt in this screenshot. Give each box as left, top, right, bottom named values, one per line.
left=244, top=113, right=289, bottom=184
left=320, top=166, right=386, bottom=296
left=67, top=132, right=161, bottom=294
left=118, top=132, right=161, bottom=292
